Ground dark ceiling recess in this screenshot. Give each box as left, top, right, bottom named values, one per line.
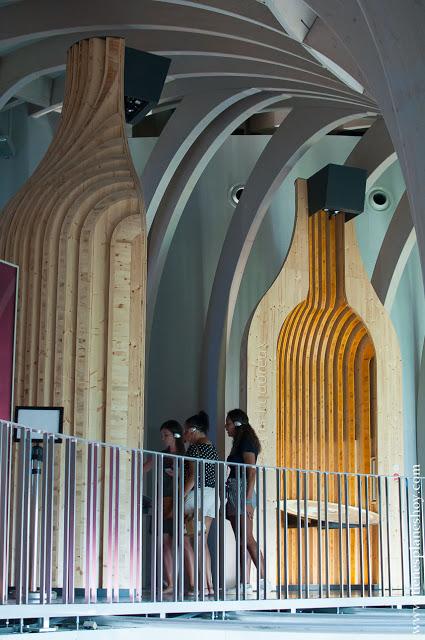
left=231, top=110, right=289, bottom=135
left=328, top=116, right=377, bottom=136
left=124, top=48, right=171, bottom=126
left=132, top=108, right=175, bottom=137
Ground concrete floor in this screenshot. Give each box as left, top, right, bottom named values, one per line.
left=1, top=608, right=425, bottom=638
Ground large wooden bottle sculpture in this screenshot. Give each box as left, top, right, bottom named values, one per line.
left=0, top=37, right=146, bottom=587
left=247, top=178, right=403, bottom=592
left=277, top=186, right=377, bottom=587
left=0, top=37, right=145, bottom=448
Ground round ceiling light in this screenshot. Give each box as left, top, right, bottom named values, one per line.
left=368, top=187, right=391, bottom=211
left=229, top=184, right=245, bottom=206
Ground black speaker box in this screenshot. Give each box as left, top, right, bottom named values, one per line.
left=307, top=163, right=367, bottom=222
left=124, top=48, right=171, bottom=125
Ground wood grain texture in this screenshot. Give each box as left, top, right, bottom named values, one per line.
left=277, top=207, right=376, bottom=585
left=247, top=179, right=403, bottom=590
left=0, top=37, right=146, bottom=587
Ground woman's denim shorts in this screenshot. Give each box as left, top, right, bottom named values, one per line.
left=225, top=477, right=257, bottom=519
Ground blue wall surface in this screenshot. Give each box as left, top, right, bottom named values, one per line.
left=1, top=114, right=423, bottom=473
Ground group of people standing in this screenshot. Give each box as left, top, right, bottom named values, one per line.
left=144, top=409, right=265, bottom=596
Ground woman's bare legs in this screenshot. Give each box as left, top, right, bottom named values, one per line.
left=204, top=517, right=214, bottom=594
left=184, top=535, right=195, bottom=592
left=229, top=514, right=264, bottom=581
left=163, top=531, right=173, bottom=592
left=183, top=517, right=215, bottom=595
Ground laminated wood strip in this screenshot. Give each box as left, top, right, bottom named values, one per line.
left=0, top=37, right=146, bottom=588
left=249, top=178, right=403, bottom=590
left=276, top=206, right=376, bottom=585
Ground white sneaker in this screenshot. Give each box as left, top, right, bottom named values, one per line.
left=253, top=578, right=272, bottom=594
left=226, top=583, right=253, bottom=595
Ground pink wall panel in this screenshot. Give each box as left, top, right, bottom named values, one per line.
left=0, top=260, right=18, bottom=420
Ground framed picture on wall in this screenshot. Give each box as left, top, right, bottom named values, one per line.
left=14, top=406, right=64, bottom=442
left=0, top=259, right=18, bottom=421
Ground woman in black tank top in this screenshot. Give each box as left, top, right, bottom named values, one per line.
left=225, top=409, right=265, bottom=592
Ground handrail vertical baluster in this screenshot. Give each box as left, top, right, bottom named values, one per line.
left=304, top=471, right=309, bottom=599
left=284, top=468, right=288, bottom=599
left=130, top=450, right=136, bottom=603
left=263, top=466, right=268, bottom=600
left=151, top=453, right=158, bottom=602
left=344, top=473, right=351, bottom=598
left=324, top=472, right=330, bottom=598
left=15, top=428, right=31, bottom=604
left=296, top=470, right=302, bottom=598
left=0, top=423, right=12, bottom=604
left=358, top=473, right=365, bottom=597
left=317, top=471, right=322, bottom=599
left=377, top=475, right=385, bottom=597
left=256, top=466, right=261, bottom=600
left=276, top=467, right=281, bottom=600
left=157, top=454, right=164, bottom=603
left=398, top=476, right=405, bottom=596
left=113, top=448, right=120, bottom=603
left=107, top=447, right=114, bottom=604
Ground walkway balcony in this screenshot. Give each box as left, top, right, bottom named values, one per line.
left=0, top=420, right=424, bottom=629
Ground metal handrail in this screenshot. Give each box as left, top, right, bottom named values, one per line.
left=0, top=419, right=416, bottom=480
left=0, top=419, right=423, bottom=618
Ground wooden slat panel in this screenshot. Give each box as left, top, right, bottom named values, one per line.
left=0, top=37, right=147, bottom=589
left=248, top=179, right=403, bottom=589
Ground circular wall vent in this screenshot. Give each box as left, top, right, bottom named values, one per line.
left=368, top=187, right=391, bottom=211
left=229, top=184, right=245, bottom=206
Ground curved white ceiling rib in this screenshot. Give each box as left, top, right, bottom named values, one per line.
left=167, top=56, right=357, bottom=90
left=165, top=63, right=374, bottom=105
left=0, top=0, right=381, bottom=334
left=303, top=17, right=368, bottom=91
left=218, top=115, right=404, bottom=419
left=344, top=116, right=413, bottom=314
left=0, top=27, right=324, bottom=110
left=0, top=28, right=376, bottom=111
left=0, top=0, right=376, bottom=109
left=146, top=90, right=292, bottom=339
left=161, top=78, right=375, bottom=109
left=3, top=0, right=417, bottom=439
left=372, top=194, right=414, bottom=312
left=142, top=88, right=259, bottom=229
left=0, top=0, right=308, bottom=52
left=0, top=0, right=379, bottom=342
left=0, top=27, right=339, bottom=72
left=150, top=0, right=286, bottom=33
left=345, top=117, right=397, bottom=187
left=384, top=229, right=417, bottom=313
left=299, top=0, right=425, bottom=290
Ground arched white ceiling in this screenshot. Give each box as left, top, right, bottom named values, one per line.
left=3, top=0, right=421, bottom=431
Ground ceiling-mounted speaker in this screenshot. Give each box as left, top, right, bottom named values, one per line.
left=124, top=48, right=171, bottom=125
left=307, top=163, right=367, bottom=222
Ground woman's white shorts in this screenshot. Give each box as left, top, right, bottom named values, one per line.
left=184, top=486, right=217, bottom=518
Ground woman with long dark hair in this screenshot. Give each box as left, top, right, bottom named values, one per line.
left=144, top=419, right=185, bottom=594
left=225, top=409, right=265, bottom=592
left=183, top=410, right=218, bottom=596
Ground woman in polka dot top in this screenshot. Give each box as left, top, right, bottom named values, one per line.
left=183, top=410, right=218, bottom=595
